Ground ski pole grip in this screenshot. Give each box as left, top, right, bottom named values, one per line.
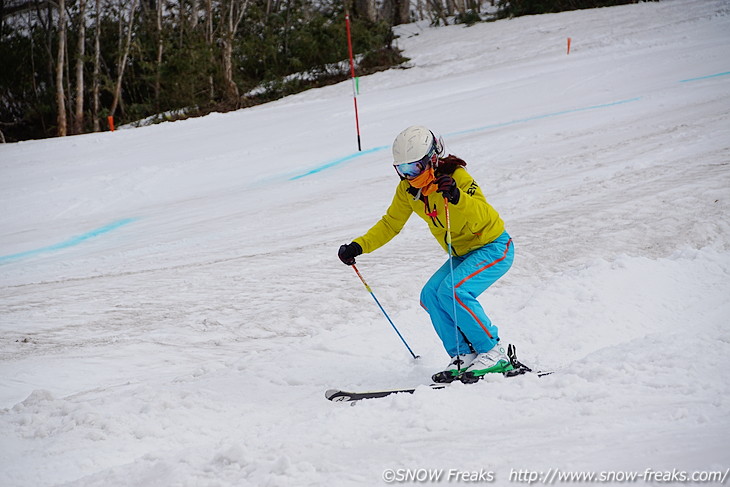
left=444, top=197, right=453, bottom=246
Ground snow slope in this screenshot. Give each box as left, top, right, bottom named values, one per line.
left=1, top=0, right=729, bottom=485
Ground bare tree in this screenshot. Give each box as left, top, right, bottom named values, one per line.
left=206, top=0, right=214, bottom=102
left=454, top=0, right=467, bottom=15
left=109, top=0, right=138, bottom=117
left=354, top=0, right=377, bottom=21
left=56, top=0, right=67, bottom=136
left=191, top=0, right=199, bottom=27
left=396, top=0, right=410, bottom=25
left=73, top=0, right=88, bottom=134
left=428, top=0, right=449, bottom=24
left=221, top=0, right=248, bottom=105
left=380, top=0, right=411, bottom=25
left=92, top=0, right=101, bottom=131
left=154, top=0, right=163, bottom=109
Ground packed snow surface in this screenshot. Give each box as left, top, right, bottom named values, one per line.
left=1, top=1, right=729, bottom=485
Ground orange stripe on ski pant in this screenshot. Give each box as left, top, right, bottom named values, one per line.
left=420, top=232, right=513, bottom=356
left=455, top=238, right=512, bottom=289
left=453, top=238, right=512, bottom=338
left=455, top=294, right=492, bottom=338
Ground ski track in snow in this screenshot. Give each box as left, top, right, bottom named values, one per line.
left=1, top=0, right=730, bottom=485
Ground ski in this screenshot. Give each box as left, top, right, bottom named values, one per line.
left=326, top=345, right=551, bottom=402
left=325, top=383, right=447, bottom=402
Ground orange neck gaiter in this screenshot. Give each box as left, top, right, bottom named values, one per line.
left=408, top=166, right=438, bottom=196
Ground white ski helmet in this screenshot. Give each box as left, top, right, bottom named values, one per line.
left=392, top=125, right=443, bottom=165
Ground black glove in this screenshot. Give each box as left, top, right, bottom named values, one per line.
left=436, top=174, right=460, bottom=204
left=338, top=242, right=362, bottom=266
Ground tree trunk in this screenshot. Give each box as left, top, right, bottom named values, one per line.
left=221, top=0, right=248, bottom=106
left=155, top=0, right=163, bottom=110
left=206, top=0, right=214, bottom=102
left=222, top=36, right=237, bottom=102
left=380, top=0, right=411, bottom=25
left=92, top=0, right=101, bottom=131
left=177, top=0, right=184, bottom=48
left=446, top=0, right=455, bottom=16
left=378, top=0, right=394, bottom=25
left=355, top=0, right=377, bottom=22
left=64, top=19, right=73, bottom=127
left=191, top=0, right=199, bottom=27
left=396, top=0, right=410, bottom=25
left=454, top=0, right=467, bottom=15
left=429, top=0, right=449, bottom=25
left=56, top=0, right=67, bottom=136
left=109, top=0, right=138, bottom=118
left=74, top=0, right=87, bottom=134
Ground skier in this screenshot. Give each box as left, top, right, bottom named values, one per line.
left=338, top=126, right=515, bottom=383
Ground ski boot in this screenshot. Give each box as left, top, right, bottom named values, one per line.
left=460, top=343, right=513, bottom=384
left=432, top=353, right=476, bottom=383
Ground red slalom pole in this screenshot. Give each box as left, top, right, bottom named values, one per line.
left=345, top=13, right=362, bottom=151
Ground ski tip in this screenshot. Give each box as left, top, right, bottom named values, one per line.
left=325, top=389, right=357, bottom=402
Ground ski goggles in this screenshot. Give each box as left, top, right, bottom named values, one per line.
left=393, top=146, right=439, bottom=179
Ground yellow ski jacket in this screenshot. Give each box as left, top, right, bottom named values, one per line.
left=353, top=167, right=504, bottom=256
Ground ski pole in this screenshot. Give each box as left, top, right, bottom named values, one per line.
left=443, top=197, right=463, bottom=361
left=351, top=264, right=419, bottom=359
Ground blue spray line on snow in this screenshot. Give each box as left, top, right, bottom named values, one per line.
left=445, top=97, right=642, bottom=138
left=0, top=217, right=138, bottom=264
left=679, top=71, right=730, bottom=83
left=289, top=96, right=643, bottom=180
left=287, top=69, right=729, bottom=181
left=289, top=145, right=387, bottom=180
left=8, top=71, right=724, bottom=263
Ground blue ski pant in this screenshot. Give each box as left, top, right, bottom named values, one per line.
left=420, top=231, right=514, bottom=356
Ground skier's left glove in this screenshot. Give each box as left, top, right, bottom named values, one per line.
left=338, top=242, right=362, bottom=266
left=436, top=175, right=460, bottom=204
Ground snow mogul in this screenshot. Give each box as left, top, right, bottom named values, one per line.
left=338, top=125, right=515, bottom=383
